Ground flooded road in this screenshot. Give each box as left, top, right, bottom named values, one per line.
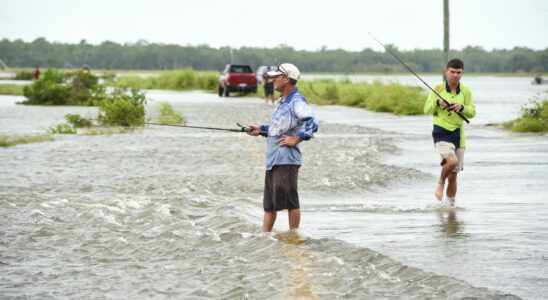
left=1, top=77, right=547, bottom=299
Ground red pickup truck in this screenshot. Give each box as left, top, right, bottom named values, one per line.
left=218, top=64, right=258, bottom=97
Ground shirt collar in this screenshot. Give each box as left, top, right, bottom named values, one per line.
left=279, top=87, right=299, bottom=104
left=445, top=81, right=461, bottom=94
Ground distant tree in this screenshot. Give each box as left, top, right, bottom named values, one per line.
left=0, top=38, right=545, bottom=73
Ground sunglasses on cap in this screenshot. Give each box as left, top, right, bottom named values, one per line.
left=276, top=64, right=288, bottom=77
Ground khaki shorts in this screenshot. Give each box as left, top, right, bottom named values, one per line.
left=435, top=141, right=465, bottom=173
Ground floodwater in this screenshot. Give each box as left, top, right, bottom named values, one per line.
left=0, top=76, right=547, bottom=299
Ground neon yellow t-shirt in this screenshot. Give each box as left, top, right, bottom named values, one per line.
left=423, top=82, right=476, bottom=148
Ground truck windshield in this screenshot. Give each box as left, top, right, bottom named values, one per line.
left=230, top=65, right=253, bottom=73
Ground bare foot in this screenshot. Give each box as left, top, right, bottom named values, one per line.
left=435, top=181, right=444, bottom=201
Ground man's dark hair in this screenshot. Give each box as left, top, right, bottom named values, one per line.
left=289, top=78, right=298, bottom=86
left=447, top=59, right=464, bottom=69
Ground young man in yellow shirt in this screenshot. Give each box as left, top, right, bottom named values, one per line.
left=424, top=59, right=476, bottom=205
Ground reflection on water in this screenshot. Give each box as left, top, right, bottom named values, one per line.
left=437, top=209, right=466, bottom=238
left=276, top=231, right=318, bottom=300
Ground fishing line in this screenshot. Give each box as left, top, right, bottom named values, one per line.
left=369, top=32, right=470, bottom=123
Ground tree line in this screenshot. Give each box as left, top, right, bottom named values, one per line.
left=1, top=38, right=546, bottom=73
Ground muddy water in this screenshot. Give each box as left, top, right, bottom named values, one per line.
left=0, top=77, right=546, bottom=299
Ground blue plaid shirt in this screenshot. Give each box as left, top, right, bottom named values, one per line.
left=259, top=87, right=319, bottom=170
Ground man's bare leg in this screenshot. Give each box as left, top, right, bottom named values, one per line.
left=288, top=208, right=301, bottom=230
left=263, top=211, right=277, bottom=232
left=446, top=172, right=458, bottom=198
left=446, top=172, right=458, bottom=205
left=436, top=156, right=458, bottom=200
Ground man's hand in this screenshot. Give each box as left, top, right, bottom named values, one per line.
left=278, top=135, right=302, bottom=146
left=437, top=99, right=449, bottom=109
left=449, top=103, right=463, bottom=112
left=247, top=125, right=261, bottom=136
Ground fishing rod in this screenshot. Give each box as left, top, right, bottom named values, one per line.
left=368, top=33, right=470, bottom=123
left=144, top=122, right=268, bottom=137
left=88, top=118, right=267, bottom=136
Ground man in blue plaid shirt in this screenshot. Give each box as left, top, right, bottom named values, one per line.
left=248, top=63, right=319, bottom=232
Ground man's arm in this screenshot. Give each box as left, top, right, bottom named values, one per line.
left=293, top=100, right=319, bottom=141
left=424, top=91, right=440, bottom=114
left=247, top=124, right=269, bottom=137
left=461, top=89, right=476, bottom=119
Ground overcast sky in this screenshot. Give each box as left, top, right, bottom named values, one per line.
left=1, top=0, right=547, bottom=51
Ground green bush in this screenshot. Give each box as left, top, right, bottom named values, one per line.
left=65, top=114, right=93, bottom=128
left=21, top=68, right=105, bottom=106
left=503, top=94, right=548, bottom=133
left=69, top=71, right=105, bottom=105
left=98, top=87, right=146, bottom=126
left=156, top=102, right=185, bottom=125
left=23, top=69, right=70, bottom=105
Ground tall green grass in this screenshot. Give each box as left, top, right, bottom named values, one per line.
left=111, top=69, right=218, bottom=92
left=503, top=93, right=548, bottom=133
left=0, top=84, right=24, bottom=96
left=49, top=123, right=77, bottom=134
left=0, top=134, right=54, bottom=147
left=155, top=102, right=185, bottom=125
left=112, top=69, right=426, bottom=115
left=299, top=79, right=426, bottom=115
left=14, top=70, right=34, bottom=80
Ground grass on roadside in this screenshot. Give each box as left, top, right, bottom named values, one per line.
left=80, top=127, right=137, bottom=135
left=0, top=134, right=54, bottom=147
left=299, top=79, right=427, bottom=115
left=110, top=69, right=218, bottom=92
left=0, top=84, right=25, bottom=96
left=503, top=93, right=548, bottom=133
left=155, top=102, right=185, bottom=125
left=49, top=123, right=77, bottom=134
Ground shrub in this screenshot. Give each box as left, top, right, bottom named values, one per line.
left=98, top=87, right=146, bottom=126
left=65, top=114, right=93, bottom=128
left=503, top=94, right=548, bottom=133
left=69, top=71, right=105, bottom=105
left=23, top=69, right=70, bottom=105
left=21, top=68, right=105, bottom=106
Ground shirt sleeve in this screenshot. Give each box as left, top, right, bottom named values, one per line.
left=259, top=124, right=269, bottom=132
left=293, top=99, right=319, bottom=140
left=461, top=89, right=476, bottom=119
left=424, top=90, right=439, bottom=115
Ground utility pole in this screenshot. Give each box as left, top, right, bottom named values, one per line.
left=0, top=59, right=9, bottom=70
left=443, top=0, right=450, bottom=81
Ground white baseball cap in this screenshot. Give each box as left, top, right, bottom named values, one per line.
left=266, top=63, right=301, bottom=80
